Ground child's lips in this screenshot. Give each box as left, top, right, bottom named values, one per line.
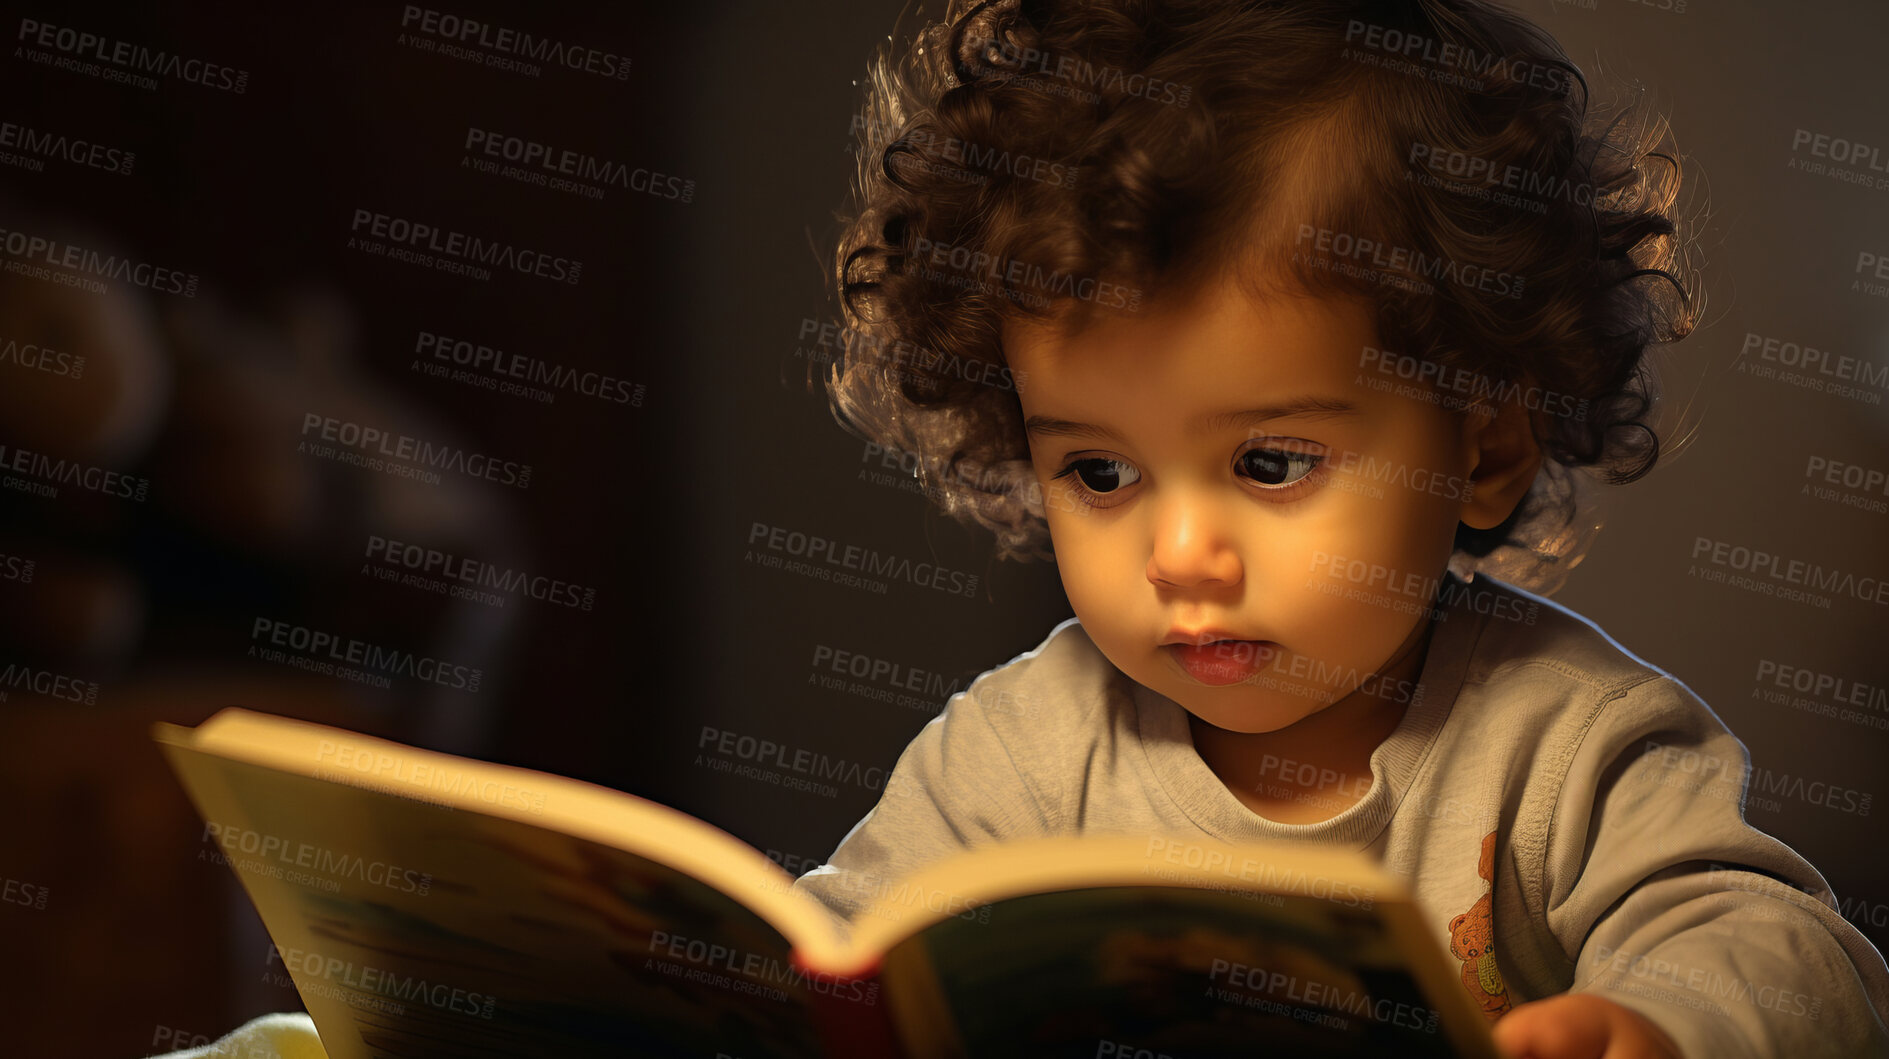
left=1167, top=640, right=1276, bottom=685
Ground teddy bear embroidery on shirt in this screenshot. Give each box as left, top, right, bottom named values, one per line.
left=1448, top=829, right=1513, bottom=1020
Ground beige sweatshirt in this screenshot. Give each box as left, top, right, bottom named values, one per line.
left=792, top=573, right=1889, bottom=1059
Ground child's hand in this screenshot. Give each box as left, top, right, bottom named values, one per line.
left=1492, top=993, right=1684, bottom=1059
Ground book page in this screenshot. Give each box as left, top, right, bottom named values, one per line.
left=859, top=835, right=1500, bottom=1059
left=155, top=709, right=867, bottom=1058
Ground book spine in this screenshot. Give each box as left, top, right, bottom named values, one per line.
left=793, top=952, right=907, bottom=1059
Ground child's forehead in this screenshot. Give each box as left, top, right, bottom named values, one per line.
left=1002, top=274, right=1376, bottom=371
left=1004, top=290, right=1384, bottom=434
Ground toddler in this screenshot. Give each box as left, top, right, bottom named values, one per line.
left=794, top=1, right=1889, bottom=1056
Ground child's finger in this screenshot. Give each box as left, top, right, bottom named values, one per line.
left=1491, top=994, right=1613, bottom=1059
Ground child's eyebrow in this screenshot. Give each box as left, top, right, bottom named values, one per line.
left=1023, top=396, right=1360, bottom=443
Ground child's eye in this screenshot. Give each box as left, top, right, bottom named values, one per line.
left=1236, top=443, right=1324, bottom=490
left=1053, top=457, right=1140, bottom=497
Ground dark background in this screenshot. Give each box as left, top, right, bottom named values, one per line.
left=0, top=2, right=1882, bottom=1055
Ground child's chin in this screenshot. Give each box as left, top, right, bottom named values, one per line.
left=1179, top=699, right=1312, bottom=736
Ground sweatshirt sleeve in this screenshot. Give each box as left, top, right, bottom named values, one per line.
left=1525, top=672, right=1889, bottom=1059
left=790, top=687, right=1060, bottom=925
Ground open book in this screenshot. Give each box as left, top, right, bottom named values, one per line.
left=154, top=707, right=1503, bottom=1059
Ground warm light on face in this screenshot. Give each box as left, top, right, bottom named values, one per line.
left=1003, top=271, right=1483, bottom=735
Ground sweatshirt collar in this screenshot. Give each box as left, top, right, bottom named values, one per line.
left=1131, top=571, right=1492, bottom=848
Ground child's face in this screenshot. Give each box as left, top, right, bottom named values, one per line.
left=1003, top=273, right=1485, bottom=735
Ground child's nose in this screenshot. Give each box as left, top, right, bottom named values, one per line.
left=1144, top=487, right=1243, bottom=589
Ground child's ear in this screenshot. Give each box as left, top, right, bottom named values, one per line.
left=1457, top=389, right=1543, bottom=531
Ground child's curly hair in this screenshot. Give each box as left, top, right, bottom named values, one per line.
left=822, top=0, right=1698, bottom=587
